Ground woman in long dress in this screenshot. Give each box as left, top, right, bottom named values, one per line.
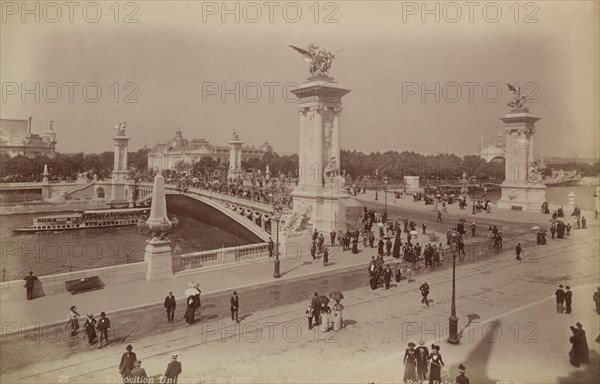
left=332, top=303, right=344, bottom=331
left=66, top=306, right=80, bottom=337
left=403, top=342, right=417, bottom=382
left=84, top=314, right=97, bottom=345
left=184, top=295, right=196, bottom=325
left=320, top=306, right=330, bottom=332
left=429, top=344, right=444, bottom=384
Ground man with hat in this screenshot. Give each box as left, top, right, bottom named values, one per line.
left=23, top=271, right=37, bottom=300
left=555, top=285, right=566, bottom=313
left=593, top=287, right=600, bottom=314
left=97, top=311, right=111, bottom=348
left=415, top=340, right=430, bottom=380
left=128, top=360, right=148, bottom=381
left=119, top=345, right=137, bottom=381
left=419, top=281, right=430, bottom=307
left=309, top=292, right=320, bottom=330
left=230, top=291, right=239, bottom=323
left=164, top=291, right=176, bottom=324
left=163, top=354, right=182, bottom=383
left=456, top=363, right=470, bottom=384
left=565, top=286, right=573, bottom=314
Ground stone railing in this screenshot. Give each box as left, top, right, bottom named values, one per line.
left=178, top=242, right=270, bottom=271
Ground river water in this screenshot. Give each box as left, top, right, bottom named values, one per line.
left=0, top=212, right=255, bottom=282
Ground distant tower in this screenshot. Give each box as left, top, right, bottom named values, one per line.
left=228, top=130, right=243, bottom=180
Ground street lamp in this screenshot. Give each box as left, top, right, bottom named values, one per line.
left=272, top=202, right=283, bottom=278
left=383, top=175, right=389, bottom=222
left=447, top=229, right=460, bottom=344
left=375, top=169, right=379, bottom=200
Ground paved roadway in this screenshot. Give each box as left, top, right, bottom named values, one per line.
left=1, top=205, right=597, bottom=383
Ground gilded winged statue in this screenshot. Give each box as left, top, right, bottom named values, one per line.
left=507, top=83, right=528, bottom=109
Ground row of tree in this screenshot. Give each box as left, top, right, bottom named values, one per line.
left=6, top=147, right=595, bottom=185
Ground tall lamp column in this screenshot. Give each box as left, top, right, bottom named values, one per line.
left=447, top=229, right=460, bottom=344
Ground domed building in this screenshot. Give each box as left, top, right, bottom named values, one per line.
left=147, top=129, right=269, bottom=171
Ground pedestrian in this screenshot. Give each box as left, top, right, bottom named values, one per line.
left=593, top=287, right=600, bottom=314
left=305, top=304, right=314, bottom=330
left=555, top=285, right=565, bottom=313
left=23, top=271, right=37, bottom=300
left=550, top=225, right=556, bottom=239
left=330, top=230, right=336, bottom=246
left=310, top=240, right=316, bottom=260
left=119, top=345, right=137, bottom=381
left=268, top=237, right=274, bottom=257
left=403, top=342, right=418, bottom=383
left=415, top=340, right=429, bottom=380
left=576, top=322, right=590, bottom=365
left=471, top=222, right=476, bottom=237
left=383, top=265, right=392, bottom=290
left=515, top=243, right=522, bottom=261
left=184, top=295, right=196, bottom=325
left=164, top=291, right=176, bottom=324
left=569, top=326, right=583, bottom=367
left=163, top=354, right=182, bottom=384
left=83, top=313, right=97, bottom=345
left=420, top=281, right=430, bottom=307
left=395, top=263, right=402, bottom=283
left=230, top=291, right=239, bottom=323
left=429, top=344, right=444, bottom=384
left=66, top=305, right=80, bottom=338
left=456, top=364, right=470, bottom=384
left=378, top=239, right=384, bottom=256
left=323, top=246, right=329, bottom=266
left=406, top=266, right=414, bottom=283
left=321, top=306, right=331, bottom=332
left=128, top=360, right=148, bottom=381
left=97, top=311, right=111, bottom=348
left=422, top=223, right=427, bottom=235
left=436, top=211, right=442, bottom=223
left=309, top=292, right=320, bottom=330
left=565, top=286, right=573, bottom=314
left=581, top=216, right=587, bottom=229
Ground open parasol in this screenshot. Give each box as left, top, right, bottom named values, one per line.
left=315, top=295, right=330, bottom=307
left=531, top=226, right=540, bottom=230
left=409, top=230, right=418, bottom=235
left=329, top=291, right=344, bottom=303
left=377, top=222, right=384, bottom=227
left=459, top=218, right=467, bottom=222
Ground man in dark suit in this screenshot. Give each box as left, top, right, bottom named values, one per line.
left=23, top=271, right=37, bottom=300
left=119, top=345, right=136, bottom=381
left=268, top=237, right=274, bottom=258
left=97, top=311, right=111, bottom=349
left=415, top=340, right=430, bottom=380
left=163, top=354, right=182, bottom=384
left=164, top=291, right=176, bottom=324
left=230, top=291, right=239, bottom=323
left=456, top=364, right=470, bottom=384
left=383, top=265, right=392, bottom=290
left=310, top=292, right=320, bottom=330
left=565, top=286, right=573, bottom=314
left=555, top=285, right=565, bottom=313
left=420, top=281, right=430, bottom=307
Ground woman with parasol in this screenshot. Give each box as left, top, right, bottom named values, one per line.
left=183, top=282, right=200, bottom=325
left=66, top=305, right=80, bottom=337
left=83, top=313, right=97, bottom=345
left=329, top=292, right=344, bottom=331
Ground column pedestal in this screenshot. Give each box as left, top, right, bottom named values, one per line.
left=144, top=238, right=174, bottom=281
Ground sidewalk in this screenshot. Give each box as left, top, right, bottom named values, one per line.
left=1, top=227, right=453, bottom=333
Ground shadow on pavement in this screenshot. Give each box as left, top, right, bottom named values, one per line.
left=280, top=261, right=313, bottom=277
left=457, top=313, right=481, bottom=341
left=557, top=349, right=600, bottom=384
left=461, top=319, right=499, bottom=384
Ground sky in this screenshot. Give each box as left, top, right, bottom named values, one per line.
left=1, top=1, right=598, bottom=159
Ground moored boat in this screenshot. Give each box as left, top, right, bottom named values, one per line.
left=12, top=207, right=150, bottom=234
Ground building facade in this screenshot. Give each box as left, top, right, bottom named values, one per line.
left=147, top=129, right=268, bottom=171
left=0, top=117, right=57, bottom=158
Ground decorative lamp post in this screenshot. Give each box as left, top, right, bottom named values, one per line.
left=472, top=196, right=476, bottom=215
left=375, top=169, right=379, bottom=200
left=273, top=202, right=283, bottom=278
left=383, top=175, right=389, bottom=221
left=447, top=229, right=460, bottom=344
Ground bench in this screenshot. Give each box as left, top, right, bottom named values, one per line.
left=65, top=276, right=103, bottom=294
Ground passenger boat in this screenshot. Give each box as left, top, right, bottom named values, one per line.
left=12, top=208, right=150, bottom=234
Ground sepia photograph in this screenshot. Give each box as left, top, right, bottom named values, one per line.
left=1, top=1, right=599, bottom=383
